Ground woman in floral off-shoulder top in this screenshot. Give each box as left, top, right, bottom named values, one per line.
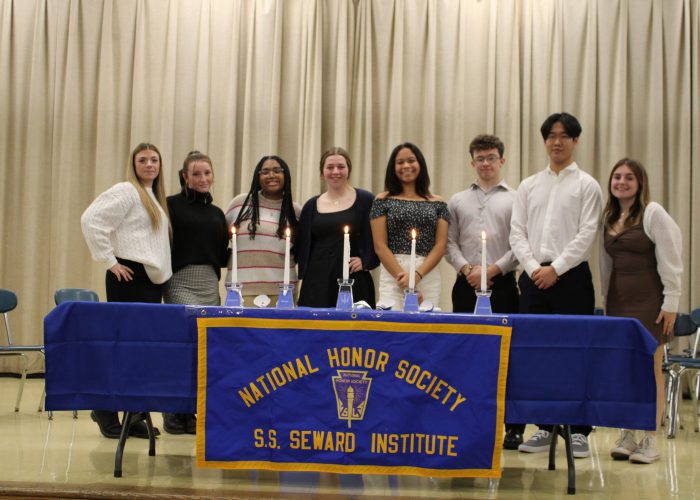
left=370, top=142, right=449, bottom=309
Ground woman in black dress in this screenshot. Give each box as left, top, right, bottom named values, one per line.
left=297, top=147, right=378, bottom=308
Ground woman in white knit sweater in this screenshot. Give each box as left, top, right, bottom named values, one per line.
left=600, top=158, right=682, bottom=464
left=80, top=142, right=172, bottom=439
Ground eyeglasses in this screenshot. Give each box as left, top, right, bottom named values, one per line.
left=259, top=167, right=284, bottom=176
left=473, top=155, right=500, bottom=164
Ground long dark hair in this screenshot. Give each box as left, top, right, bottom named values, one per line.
left=383, top=142, right=432, bottom=199
left=603, top=158, right=650, bottom=231
left=233, top=155, right=298, bottom=239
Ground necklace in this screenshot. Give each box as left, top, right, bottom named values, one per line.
left=325, top=188, right=351, bottom=206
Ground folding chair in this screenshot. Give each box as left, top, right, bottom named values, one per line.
left=0, top=288, right=45, bottom=412
left=664, top=313, right=700, bottom=438
left=54, top=288, right=99, bottom=304
left=51, top=288, right=100, bottom=419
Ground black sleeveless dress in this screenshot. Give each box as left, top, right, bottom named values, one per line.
left=298, top=204, right=376, bottom=308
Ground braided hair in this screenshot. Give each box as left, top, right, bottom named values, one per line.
left=233, top=155, right=298, bottom=239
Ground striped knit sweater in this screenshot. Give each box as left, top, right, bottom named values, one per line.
left=223, top=192, right=301, bottom=295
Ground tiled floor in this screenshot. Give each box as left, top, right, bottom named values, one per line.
left=1, top=378, right=699, bottom=499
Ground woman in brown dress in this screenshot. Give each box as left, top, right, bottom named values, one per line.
left=600, top=158, right=682, bottom=464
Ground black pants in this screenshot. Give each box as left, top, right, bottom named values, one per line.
left=105, top=258, right=163, bottom=303
left=98, top=258, right=162, bottom=431
left=451, top=271, right=518, bottom=314
left=517, top=262, right=595, bottom=436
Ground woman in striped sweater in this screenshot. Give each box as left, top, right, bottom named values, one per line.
left=224, top=156, right=301, bottom=306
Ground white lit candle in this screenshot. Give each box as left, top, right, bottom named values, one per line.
left=342, top=226, right=350, bottom=281
left=481, top=231, right=487, bottom=292
left=283, top=227, right=291, bottom=285
left=231, top=225, right=238, bottom=284
left=409, top=229, right=417, bottom=289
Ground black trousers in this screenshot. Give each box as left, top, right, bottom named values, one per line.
left=99, top=259, right=162, bottom=427
left=105, top=258, right=163, bottom=303
left=517, top=261, right=595, bottom=436
left=451, top=271, right=518, bottom=314
left=518, top=261, right=595, bottom=316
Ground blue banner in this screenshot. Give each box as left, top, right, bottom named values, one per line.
left=196, top=314, right=512, bottom=478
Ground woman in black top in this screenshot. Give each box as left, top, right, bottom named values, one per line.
left=296, top=147, right=379, bottom=308
left=162, top=151, right=229, bottom=434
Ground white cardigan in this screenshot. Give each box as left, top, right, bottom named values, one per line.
left=81, top=182, right=172, bottom=284
left=599, top=201, right=682, bottom=312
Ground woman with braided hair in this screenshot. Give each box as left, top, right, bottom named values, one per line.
left=224, top=156, right=301, bottom=306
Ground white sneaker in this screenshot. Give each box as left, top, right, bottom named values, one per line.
left=518, top=429, right=552, bottom=453
left=610, top=429, right=638, bottom=460
left=571, top=433, right=590, bottom=458
left=629, top=435, right=660, bottom=464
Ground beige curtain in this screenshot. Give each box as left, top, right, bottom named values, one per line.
left=1, top=0, right=698, bottom=372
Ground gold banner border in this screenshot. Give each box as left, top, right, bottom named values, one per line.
left=196, top=315, right=512, bottom=479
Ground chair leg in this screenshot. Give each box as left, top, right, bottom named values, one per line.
left=667, top=368, right=681, bottom=438
left=692, top=371, right=700, bottom=432
left=38, top=384, right=45, bottom=412
left=661, top=370, right=672, bottom=427
left=14, top=353, right=28, bottom=412
left=38, top=350, right=46, bottom=413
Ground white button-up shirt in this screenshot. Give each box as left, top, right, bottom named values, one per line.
left=509, top=162, right=603, bottom=277
left=446, top=179, right=518, bottom=274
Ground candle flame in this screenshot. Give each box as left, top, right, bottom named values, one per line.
left=344, top=225, right=349, bottom=234
left=285, top=227, right=291, bottom=238
left=231, top=225, right=236, bottom=235
left=411, top=228, right=416, bottom=239
left=481, top=230, right=486, bottom=240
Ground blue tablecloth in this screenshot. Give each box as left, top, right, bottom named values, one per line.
left=44, top=302, right=657, bottom=430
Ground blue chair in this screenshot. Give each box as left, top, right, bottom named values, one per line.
left=664, top=312, right=700, bottom=438
left=0, top=288, right=45, bottom=412
left=690, top=308, right=700, bottom=358
left=54, top=288, right=99, bottom=304
left=52, top=288, right=99, bottom=419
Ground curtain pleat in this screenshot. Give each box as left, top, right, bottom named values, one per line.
left=0, top=0, right=698, bottom=372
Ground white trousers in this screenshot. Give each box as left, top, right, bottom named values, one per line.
left=377, top=254, right=441, bottom=309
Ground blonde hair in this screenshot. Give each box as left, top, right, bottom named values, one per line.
left=127, top=143, right=170, bottom=231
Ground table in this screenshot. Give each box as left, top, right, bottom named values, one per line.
left=44, top=303, right=657, bottom=492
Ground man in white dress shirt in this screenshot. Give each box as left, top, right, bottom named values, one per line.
left=446, top=134, right=522, bottom=449
left=509, top=112, right=603, bottom=459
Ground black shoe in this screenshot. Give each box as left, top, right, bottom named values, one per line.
left=127, top=414, right=160, bottom=439
left=163, top=413, right=187, bottom=434
left=503, top=428, right=524, bottom=450
left=185, top=414, right=197, bottom=435
left=91, top=410, right=122, bottom=439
